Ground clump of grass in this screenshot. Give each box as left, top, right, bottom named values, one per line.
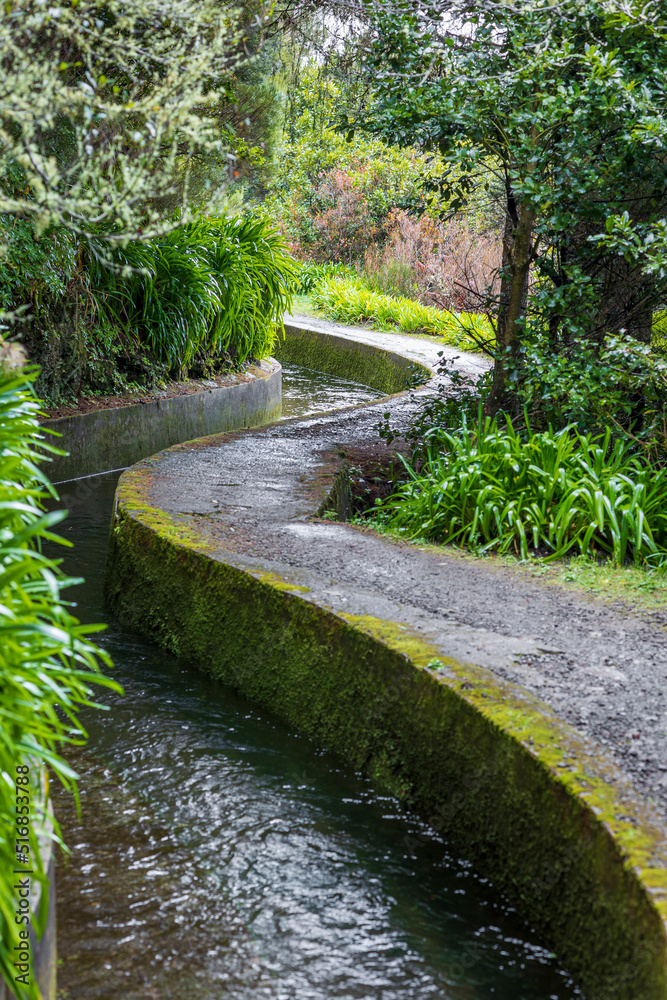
left=362, top=254, right=416, bottom=299
left=90, top=216, right=298, bottom=369
left=294, top=261, right=354, bottom=295
left=311, top=276, right=490, bottom=351
left=375, top=407, right=667, bottom=567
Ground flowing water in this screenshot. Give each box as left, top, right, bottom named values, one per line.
left=279, top=363, right=385, bottom=419
left=52, top=365, right=584, bottom=1000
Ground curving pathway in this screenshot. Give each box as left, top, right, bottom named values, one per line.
left=105, top=317, right=667, bottom=1000
left=287, top=310, right=489, bottom=378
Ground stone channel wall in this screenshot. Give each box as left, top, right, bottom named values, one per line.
left=42, top=359, right=282, bottom=483
left=274, top=321, right=431, bottom=393
left=104, top=329, right=667, bottom=1000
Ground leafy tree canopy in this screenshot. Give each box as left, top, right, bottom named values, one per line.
left=352, top=0, right=667, bottom=409
left=0, top=0, right=272, bottom=249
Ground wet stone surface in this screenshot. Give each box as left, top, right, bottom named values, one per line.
left=144, top=375, right=667, bottom=822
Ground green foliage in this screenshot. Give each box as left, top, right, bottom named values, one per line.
left=311, top=276, right=489, bottom=350
left=0, top=365, right=117, bottom=997
left=361, top=0, right=667, bottom=407
left=82, top=318, right=172, bottom=398
left=0, top=220, right=77, bottom=314
left=511, top=331, right=667, bottom=449
left=653, top=309, right=667, bottom=358
left=0, top=214, right=296, bottom=404
left=264, top=63, right=446, bottom=262
left=0, top=215, right=176, bottom=405
left=90, top=216, right=298, bottom=368
left=377, top=408, right=667, bottom=568
left=294, top=261, right=354, bottom=294
left=0, top=0, right=262, bottom=249
left=379, top=314, right=667, bottom=497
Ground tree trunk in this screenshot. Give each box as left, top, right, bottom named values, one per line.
left=486, top=198, right=535, bottom=415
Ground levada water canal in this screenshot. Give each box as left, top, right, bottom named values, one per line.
left=51, top=365, right=584, bottom=1000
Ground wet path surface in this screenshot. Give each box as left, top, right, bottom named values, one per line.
left=53, top=365, right=582, bottom=1000
left=141, top=374, right=667, bottom=821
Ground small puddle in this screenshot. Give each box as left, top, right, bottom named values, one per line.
left=52, top=366, right=584, bottom=1000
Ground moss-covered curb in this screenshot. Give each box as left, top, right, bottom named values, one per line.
left=106, top=458, right=667, bottom=1000
left=42, top=359, right=281, bottom=482
left=275, top=321, right=432, bottom=394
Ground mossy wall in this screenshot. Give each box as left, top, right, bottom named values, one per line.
left=105, top=491, right=667, bottom=1000
left=275, top=322, right=431, bottom=394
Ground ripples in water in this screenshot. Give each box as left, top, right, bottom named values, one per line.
left=279, top=363, right=383, bottom=420
left=52, top=367, right=584, bottom=1000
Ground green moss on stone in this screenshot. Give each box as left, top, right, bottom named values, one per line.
left=105, top=480, right=667, bottom=1000
left=274, top=324, right=431, bottom=395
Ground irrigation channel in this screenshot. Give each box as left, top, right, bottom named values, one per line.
left=52, top=364, right=584, bottom=1000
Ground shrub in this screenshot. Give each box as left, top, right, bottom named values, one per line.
left=362, top=210, right=501, bottom=313
left=294, top=261, right=354, bottom=295
left=307, top=170, right=382, bottom=263
left=505, top=330, right=667, bottom=461
left=0, top=219, right=77, bottom=315
left=0, top=361, right=116, bottom=996
left=90, top=216, right=298, bottom=369
left=377, top=408, right=667, bottom=566
left=311, top=277, right=491, bottom=351
left=264, top=65, right=448, bottom=264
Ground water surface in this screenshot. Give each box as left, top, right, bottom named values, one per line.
left=280, top=362, right=384, bottom=420
left=52, top=367, right=583, bottom=1000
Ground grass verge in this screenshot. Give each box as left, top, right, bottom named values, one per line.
left=311, top=277, right=489, bottom=351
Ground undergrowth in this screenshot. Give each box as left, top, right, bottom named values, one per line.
left=0, top=363, right=117, bottom=996
left=90, top=216, right=298, bottom=369
left=311, top=276, right=490, bottom=350
left=372, top=408, right=667, bottom=567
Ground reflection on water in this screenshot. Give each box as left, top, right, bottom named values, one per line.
left=51, top=366, right=584, bottom=1000
left=55, top=751, right=274, bottom=1000
left=280, top=363, right=383, bottom=419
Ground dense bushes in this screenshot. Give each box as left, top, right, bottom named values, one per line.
left=0, top=363, right=116, bottom=996
left=264, top=67, right=449, bottom=264
left=0, top=214, right=296, bottom=404
left=510, top=332, right=667, bottom=455
left=0, top=219, right=77, bottom=315
left=371, top=314, right=667, bottom=568
left=90, top=216, right=297, bottom=370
